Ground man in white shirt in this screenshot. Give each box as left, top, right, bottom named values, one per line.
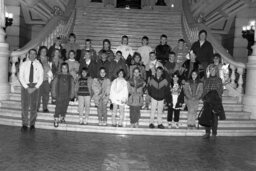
left=137, top=36, right=153, bottom=66
left=116, top=35, right=134, bottom=61
left=19, top=49, right=44, bottom=132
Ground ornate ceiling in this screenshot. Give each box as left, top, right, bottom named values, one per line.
left=189, top=0, right=256, bottom=34
left=19, top=0, right=69, bottom=24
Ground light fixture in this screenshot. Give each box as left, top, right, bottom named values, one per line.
left=4, top=12, right=13, bottom=31
left=242, top=20, right=255, bottom=56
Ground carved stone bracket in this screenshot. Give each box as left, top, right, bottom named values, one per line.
left=51, top=6, right=64, bottom=16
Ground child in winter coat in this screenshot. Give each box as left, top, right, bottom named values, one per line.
left=92, top=67, right=111, bottom=126
left=128, top=67, right=145, bottom=128
left=184, top=70, right=203, bottom=129
left=166, top=72, right=185, bottom=128
left=148, top=66, right=168, bottom=129
left=109, top=69, right=129, bottom=127
left=52, top=62, right=74, bottom=127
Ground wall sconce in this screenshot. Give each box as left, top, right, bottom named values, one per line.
left=4, top=12, right=13, bottom=32
left=242, top=20, right=255, bottom=56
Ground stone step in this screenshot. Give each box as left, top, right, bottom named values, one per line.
left=74, top=28, right=181, bottom=35
left=78, top=8, right=180, bottom=15
left=9, top=93, right=240, bottom=104
left=0, top=115, right=255, bottom=136
left=0, top=108, right=254, bottom=128
left=1, top=99, right=244, bottom=112
left=73, top=4, right=183, bottom=52
left=0, top=107, right=252, bottom=122
left=75, top=17, right=181, bottom=24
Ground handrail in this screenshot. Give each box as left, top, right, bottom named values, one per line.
left=10, top=16, right=66, bottom=57
left=182, top=0, right=245, bottom=100
left=9, top=0, right=76, bottom=93
left=182, top=0, right=245, bottom=69
left=198, top=24, right=246, bottom=68
left=10, top=0, right=76, bottom=58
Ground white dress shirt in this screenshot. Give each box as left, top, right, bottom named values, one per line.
left=19, top=59, right=44, bottom=89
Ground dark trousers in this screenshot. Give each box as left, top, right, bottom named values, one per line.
left=205, top=113, right=218, bottom=135
left=129, top=106, right=141, bottom=124
left=54, top=98, right=69, bottom=118
left=38, top=80, right=50, bottom=110
left=167, top=106, right=180, bottom=122
left=21, top=87, right=39, bottom=126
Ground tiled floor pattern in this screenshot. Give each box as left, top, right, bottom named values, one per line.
left=0, top=125, right=256, bottom=171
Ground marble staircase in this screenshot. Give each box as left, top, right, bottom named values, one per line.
left=0, top=90, right=255, bottom=136
left=73, top=2, right=182, bottom=52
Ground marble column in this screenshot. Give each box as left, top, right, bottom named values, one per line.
left=243, top=23, right=256, bottom=119
left=0, top=0, right=10, bottom=100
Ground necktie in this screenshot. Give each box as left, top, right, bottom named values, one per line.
left=29, top=62, right=34, bottom=83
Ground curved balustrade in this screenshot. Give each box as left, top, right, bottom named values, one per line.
left=182, top=0, right=246, bottom=102
left=9, top=1, right=76, bottom=93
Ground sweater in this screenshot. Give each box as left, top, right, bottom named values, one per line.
left=172, top=46, right=189, bottom=64
left=137, top=45, right=153, bottom=66
left=203, top=76, right=223, bottom=98
left=190, top=40, right=213, bottom=64
left=65, top=59, right=80, bottom=80
left=77, top=77, right=90, bottom=96
left=109, top=59, right=129, bottom=81
left=116, top=45, right=134, bottom=60
left=98, top=49, right=115, bottom=62
left=155, top=44, right=171, bottom=62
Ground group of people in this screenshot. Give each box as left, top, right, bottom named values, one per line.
left=19, top=29, right=226, bottom=139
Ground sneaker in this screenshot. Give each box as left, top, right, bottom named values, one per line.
left=135, top=122, right=139, bottom=128
left=98, top=121, right=102, bottom=126
left=142, top=105, right=149, bottom=110
left=102, top=121, right=107, bottom=126
left=110, top=103, right=113, bottom=110
left=118, top=124, right=123, bottom=127
left=30, top=125, right=35, bottom=131
left=60, top=117, right=66, bottom=124
left=43, top=109, right=49, bottom=113
left=175, top=122, right=179, bottom=129
left=112, top=124, right=117, bottom=127
left=158, top=124, right=165, bottom=129
left=21, top=125, right=28, bottom=132
left=202, top=133, right=210, bottom=139
left=168, top=122, right=172, bottom=129
left=79, top=118, right=84, bottom=125
left=54, top=118, right=59, bottom=128
left=149, top=123, right=155, bottom=129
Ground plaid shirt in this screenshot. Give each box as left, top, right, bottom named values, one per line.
left=203, top=76, right=223, bottom=98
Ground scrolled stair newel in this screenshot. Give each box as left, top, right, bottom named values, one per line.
left=230, top=64, right=236, bottom=88
left=243, top=36, right=256, bottom=119
left=237, top=67, right=244, bottom=103
left=0, top=0, right=10, bottom=100
left=10, top=55, right=19, bottom=93
left=237, top=67, right=244, bottom=94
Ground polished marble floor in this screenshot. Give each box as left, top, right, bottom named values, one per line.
left=0, top=125, right=255, bottom=171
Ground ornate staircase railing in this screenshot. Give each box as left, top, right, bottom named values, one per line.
left=9, top=0, right=76, bottom=93
left=182, top=0, right=246, bottom=103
